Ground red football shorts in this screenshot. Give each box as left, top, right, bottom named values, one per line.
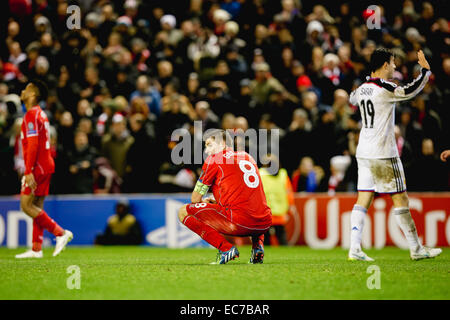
left=185, top=202, right=271, bottom=236
left=21, top=173, right=52, bottom=196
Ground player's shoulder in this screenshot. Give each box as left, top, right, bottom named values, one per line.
left=365, top=77, right=397, bottom=92
left=25, top=106, right=46, bottom=120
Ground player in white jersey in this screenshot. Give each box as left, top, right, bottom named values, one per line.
left=347, top=49, right=442, bottom=261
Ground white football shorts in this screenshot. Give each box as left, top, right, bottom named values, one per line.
left=356, top=157, right=407, bottom=194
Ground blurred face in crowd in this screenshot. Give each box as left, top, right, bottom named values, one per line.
left=57, top=2, right=68, bottom=17
left=36, top=57, right=49, bottom=75
left=0, top=83, right=8, bottom=97
left=300, top=157, right=314, bottom=175
left=422, top=2, right=434, bottom=19
left=195, top=101, right=209, bottom=120
left=129, top=113, right=144, bottom=133
left=28, top=48, right=39, bottom=60
left=9, top=42, right=21, bottom=57
left=181, top=20, right=194, bottom=37
left=136, top=75, right=149, bottom=92
left=282, top=0, right=295, bottom=12
left=74, top=131, right=89, bottom=151
left=400, top=111, right=411, bottom=125
left=240, top=84, right=251, bottom=96
left=215, top=60, right=229, bottom=76
left=255, top=69, right=268, bottom=82
left=255, top=25, right=268, bottom=40
left=108, top=32, right=122, bottom=47
left=235, top=117, right=249, bottom=131
left=221, top=113, right=236, bottom=130
left=117, top=71, right=127, bottom=83
left=112, top=119, right=126, bottom=138
left=8, top=21, right=20, bottom=38
left=78, top=118, right=93, bottom=135
left=187, top=74, right=199, bottom=93
left=40, top=32, right=53, bottom=47
left=131, top=97, right=149, bottom=117
left=102, top=4, right=114, bottom=21
left=338, top=45, right=351, bottom=63
left=302, top=92, right=318, bottom=110
left=125, top=3, right=138, bottom=19
left=60, top=111, right=73, bottom=127
left=282, top=47, right=293, bottom=63
left=292, top=110, right=308, bottom=129
left=85, top=68, right=99, bottom=85
left=157, top=61, right=173, bottom=78
left=333, top=89, right=349, bottom=108
left=77, top=99, right=92, bottom=117
left=312, top=47, right=324, bottom=64
left=422, top=139, right=434, bottom=156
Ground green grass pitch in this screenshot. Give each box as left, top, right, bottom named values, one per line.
left=0, top=246, right=448, bottom=300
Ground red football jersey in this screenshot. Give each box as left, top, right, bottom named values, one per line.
left=21, top=106, right=55, bottom=175
left=199, top=148, right=272, bottom=223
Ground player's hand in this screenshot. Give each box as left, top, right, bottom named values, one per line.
left=440, top=150, right=450, bottom=162
left=203, top=197, right=217, bottom=204
left=24, top=173, right=37, bottom=191
left=417, top=50, right=430, bottom=70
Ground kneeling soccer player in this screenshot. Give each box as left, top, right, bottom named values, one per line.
left=178, top=129, right=272, bottom=264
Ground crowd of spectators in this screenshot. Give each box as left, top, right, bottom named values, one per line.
left=0, top=0, right=448, bottom=195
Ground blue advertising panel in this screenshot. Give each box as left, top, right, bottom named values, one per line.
left=0, top=194, right=209, bottom=248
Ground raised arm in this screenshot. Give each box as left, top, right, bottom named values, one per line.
left=390, top=50, right=431, bottom=102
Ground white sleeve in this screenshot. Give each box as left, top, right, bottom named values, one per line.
left=389, top=68, right=431, bottom=102
left=349, top=90, right=358, bottom=107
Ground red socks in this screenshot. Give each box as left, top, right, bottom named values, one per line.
left=34, top=210, right=64, bottom=237
left=32, top=219, right=43, bottom=252
left=183, top=215, right=233, bottom=252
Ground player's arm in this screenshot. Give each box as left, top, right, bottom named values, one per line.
left=349, top=90, right=358, bottom=108
left=191, top=156, right=217, bottom=203
left=23, top=113, right=39, bottom=190
left=191, top=181, right=209, bottom=203
left=390, top=50, right=431, bottom=102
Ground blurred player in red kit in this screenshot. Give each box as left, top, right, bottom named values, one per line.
left=178, top=129, right=272, bottom=264
left=15, top=79, right=73, bottom=259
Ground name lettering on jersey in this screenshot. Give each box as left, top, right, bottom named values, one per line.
left=360, top=87, right=374, bottom=96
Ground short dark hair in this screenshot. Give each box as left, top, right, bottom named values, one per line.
left=369, top=48, right=394, bottom=73
left=30, top=79, right=48, bottom=102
